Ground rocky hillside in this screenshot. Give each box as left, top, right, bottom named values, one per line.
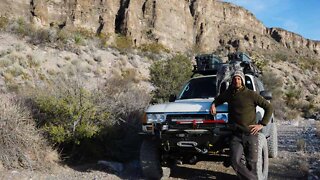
left=0, top=0, right=319, bottom=120
left=0, top=0, right=319, bottom=58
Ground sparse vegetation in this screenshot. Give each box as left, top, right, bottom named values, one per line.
left=298, top=57, right=320, bottom=71
left=149, top=54, right=193, bottom=103
left=113, top=35, right=133, bottom=51
left=29, top=28, right=55, bottom=45
left=251, top=54, right=269, bottom=70
left=26, top=73, right=150, bottom=162
left=139, top=43, right=170, bottom=54
left=285, top=84, right=302, bottom=107
left=0, top=16, right=9, bottom=30
left=74, top=33, right=84, bottom=45
left=274, top=53, right=289, bottom=62
left=296, top=138, right=306, bottom=152
left=0, top=93, right=58, bottom=170
left=33, top=85, right=108, bottom=145
left=261, top=69, right=290, bottom=120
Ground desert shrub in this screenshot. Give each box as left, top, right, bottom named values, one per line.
left=28, top=74, right=150, bottom=162
left=149, top=54, right=193, bottom=103
left=29, top=28, right=56, bottom=45
left=0, top=93, right=58, bottom=170
left=113, top=35, right=133, bottom=51
left=10, top=18, right=35, bottom=37
left=285, top=85, right=301, bottom=108
left=96, top=75, right=151, bottom=161
left=298, top=57, right=320, bottom=71
left=301, top=101, right=317, bottom=119
left=74, top=33, right=84, bottom=45
left=56, top=29, right=70, bottom=43
left=31, top=82, right=110, bottom=146
left=251, top=54, right=268, bottom=70
left=284, top=108, right=300, bottom=121
left=0, top=16, right=9, bottom=30
left=274, top=53, right=288, bottom=62
left=261, top=70, right=283, bottom=98
left=5, top=64, right=26, bottom=77
left=74, top=27, right=94, bottom=39
left=139, top=43, right=170, bottom=54
left=296, top=138, right=306, bottom=152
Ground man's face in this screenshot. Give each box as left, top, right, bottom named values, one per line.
left=232, top=76, right=243, bottom=89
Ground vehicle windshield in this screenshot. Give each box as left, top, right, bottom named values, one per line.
left=179, top=76, right=217, bottom=99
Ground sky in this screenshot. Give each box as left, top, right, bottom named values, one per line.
left=221, top=0, right=320, bottom=41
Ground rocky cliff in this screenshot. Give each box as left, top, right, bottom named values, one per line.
left=0, top=0, right=319, bottom=57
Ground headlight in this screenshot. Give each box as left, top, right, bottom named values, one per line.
left=146, top=113, right=167, bottom=123
left=216, top=113, right=228, bottom=123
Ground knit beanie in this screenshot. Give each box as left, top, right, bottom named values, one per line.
left=232, top=70, right=245, bottom=85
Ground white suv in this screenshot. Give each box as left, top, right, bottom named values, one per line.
left=140, top=53, right=278, bottom=180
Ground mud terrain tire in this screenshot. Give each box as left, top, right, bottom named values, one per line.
left=140, top=138, right=162, bottom=180
left=257, top=133, right=269, bottom=180
left=267, top=123, right=278, bottom=158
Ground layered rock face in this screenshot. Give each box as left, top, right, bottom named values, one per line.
left=0, top=0, right=319, bottom=57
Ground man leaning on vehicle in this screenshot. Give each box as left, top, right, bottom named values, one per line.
left=210, top=70, right=273, bottom=180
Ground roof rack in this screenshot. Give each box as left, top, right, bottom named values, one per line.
left=192, top=52, right=261, bottom=77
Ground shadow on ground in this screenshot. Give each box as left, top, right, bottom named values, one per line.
left=169, top=165, right=237, bottom=179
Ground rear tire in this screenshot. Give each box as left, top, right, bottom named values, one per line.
left=257, top=133, right=269, bottom=180
left=140, top=138, right=163, bottom=180
left=267, top=123, right=278, bottom=158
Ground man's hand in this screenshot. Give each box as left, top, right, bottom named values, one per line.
left=210, top=104, right=216, bottom=115
left=249, top=124, right=263, bottom=135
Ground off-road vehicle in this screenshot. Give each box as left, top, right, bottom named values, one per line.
left=140, top=52, right=278, bottom=180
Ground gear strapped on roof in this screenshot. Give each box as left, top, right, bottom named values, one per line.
left=192, top=52, right=261, bottom=77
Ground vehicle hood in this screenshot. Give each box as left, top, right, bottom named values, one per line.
left=146, top=99, right=228, bottom=114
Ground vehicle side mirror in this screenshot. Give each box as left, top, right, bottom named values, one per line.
left=260, top=91, right=272, bottom=100
left=169, top=94, right=176, bottom=102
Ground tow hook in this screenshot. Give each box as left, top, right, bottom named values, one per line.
left=194, top=146, right=208, bottom=154
left=163, top=141, right=170, bottom=152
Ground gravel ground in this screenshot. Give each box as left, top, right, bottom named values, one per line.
left=0, top=119, right=319, bottom=180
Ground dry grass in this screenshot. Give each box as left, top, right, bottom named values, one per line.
left=296, top=138, right=306, bottom=152
left=297, top=159, right=309, bottom=176
left=0, top=93, right=59, bottom=170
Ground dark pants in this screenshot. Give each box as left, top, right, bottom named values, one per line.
left=230, top=133, right=259, bottom=180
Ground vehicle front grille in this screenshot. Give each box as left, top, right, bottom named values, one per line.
left=166, top=114, right=221, bottom=129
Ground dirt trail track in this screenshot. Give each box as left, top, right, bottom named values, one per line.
left=0, top=119, right=319, bottom=180
left=163, top=119, right=320, bottom=180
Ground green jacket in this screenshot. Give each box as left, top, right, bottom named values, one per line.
left=213, top=86, right=273, bottom=132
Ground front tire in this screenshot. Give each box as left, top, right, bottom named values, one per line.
left=140, top=138, right=163, bottom=180
left=257, top=133, right=269, bottom=180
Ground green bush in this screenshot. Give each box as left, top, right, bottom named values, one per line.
left=34, top=87, right=109, bottom=145
left=149, top=54, right=193, bottom=103
left=27, top=74, right=150, bottom=162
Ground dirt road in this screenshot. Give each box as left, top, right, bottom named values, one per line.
left=1, top=119, right=319, bottom=180
left=163, top=119, right=320, bottom=180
